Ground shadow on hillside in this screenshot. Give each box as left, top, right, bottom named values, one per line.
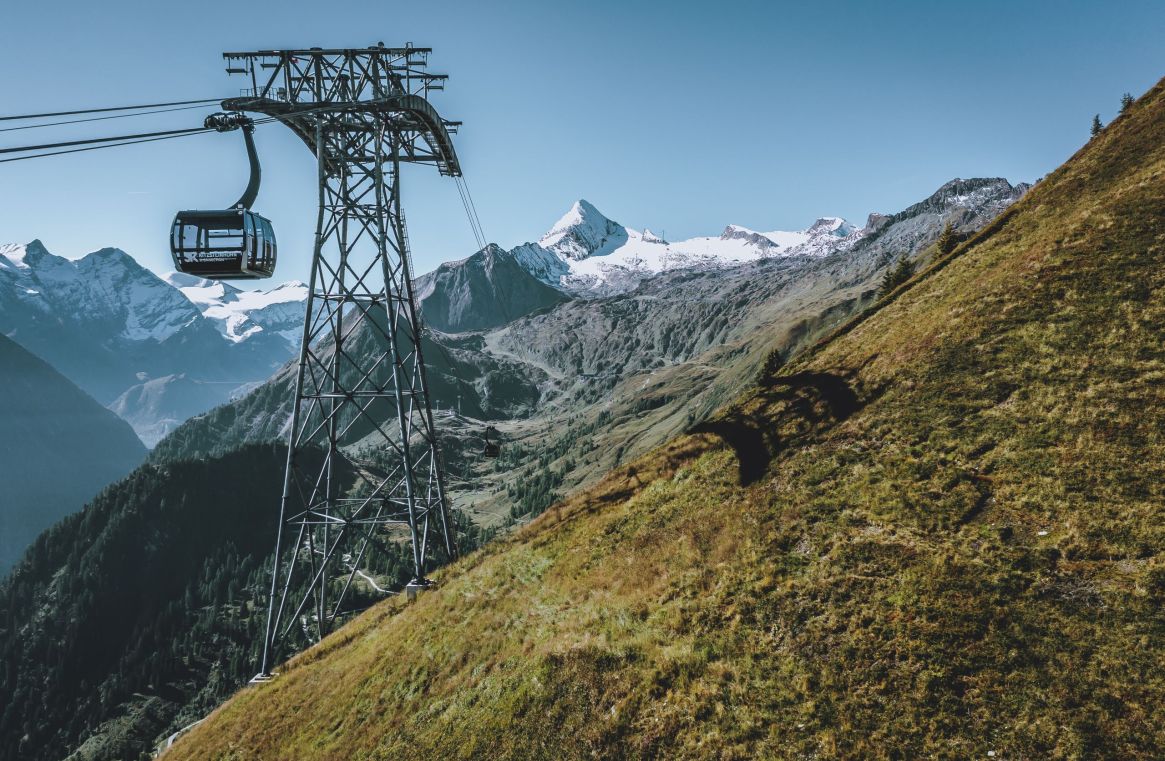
left=690, top=369, right=869, bottom=486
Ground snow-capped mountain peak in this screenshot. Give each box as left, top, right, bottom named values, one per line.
left=1, top=241, right=200, bottom=342
left=538, top=199, right=628, bottom=261
left=516, top=200, right=872, bottom=297
left=0, top=239, right=61, bottom=272
left=805, top=216, right=856, bottom=236
left=161, top=272, right=242, bottom=309
left=757, top=217, right=866, bottom=258
left=719, top=216, right=864, bottom=255
left=161, top=270, right=238, bottom=292
left=516, top=180, right=1030, bottom=299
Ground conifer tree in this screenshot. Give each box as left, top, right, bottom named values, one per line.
left=1120, top=93, right=1135, bottom=113
left=936, top=221, right=957, bottom=256
left=1091, top=114, right=1103, bottom=137
left=756, top=347, right=786, bottom=384
left=879, top=255, right=914, bottom=298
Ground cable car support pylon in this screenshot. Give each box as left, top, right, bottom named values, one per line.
left=218, top=45, right=461, bottom=678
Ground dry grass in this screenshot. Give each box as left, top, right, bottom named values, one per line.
left=166, top=79, right=1165, bottom=760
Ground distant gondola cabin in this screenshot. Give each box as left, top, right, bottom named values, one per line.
left=483, top=425, right=500, bottom=458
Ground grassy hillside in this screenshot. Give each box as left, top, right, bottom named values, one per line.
left=168, top=80, right=1165, bottom=760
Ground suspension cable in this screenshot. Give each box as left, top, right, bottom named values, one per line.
left=454, top=176, right=487, bottom=252
left=0, top=129, right=216, bottom=164
left=458, top=173, right=489, bottom=247
left=0, top=97, right=226, bottom=123
left=452, top=169, right=531, bottom=335
left=0, top=126, right=217, bottom=156
left=0, top=117, right=282, bottom=165
left=0, top=103, right=221, bottom=133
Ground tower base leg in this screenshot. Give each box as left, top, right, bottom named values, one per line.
left=405, top=578, right=432, bottom=602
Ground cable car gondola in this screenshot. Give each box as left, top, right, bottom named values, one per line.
left=170, top=113, right=276, bottom=279
left=483, top=426, right=501, bottom=458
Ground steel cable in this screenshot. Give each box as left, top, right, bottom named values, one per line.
left=0, top=129, right=216, bottom=164
left=0, top=97, right=226, bottom=122
left=0, top=126, right=218, bottom=156
left=0, top=103, right=221, bottom=133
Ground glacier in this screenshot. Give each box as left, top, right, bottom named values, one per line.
left=162, top=271, right=307, bottom=345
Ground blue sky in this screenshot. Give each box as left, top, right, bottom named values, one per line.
left=1, top=0, right=1163, bottom=285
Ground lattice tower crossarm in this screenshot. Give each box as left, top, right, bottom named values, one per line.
left=220, top=46, right=460, bottom=677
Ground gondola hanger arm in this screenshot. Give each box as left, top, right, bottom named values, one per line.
left=203, top=112, right=261, bottom=210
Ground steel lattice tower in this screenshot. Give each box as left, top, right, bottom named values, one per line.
left=219, top=45, right=460, bottom=676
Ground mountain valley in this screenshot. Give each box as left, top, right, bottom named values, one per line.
left=0, top=168, right=1036, bottom=760
left=158, top=177, right=1028, bottom=532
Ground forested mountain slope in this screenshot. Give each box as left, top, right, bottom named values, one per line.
left=0, top=334, right=145, bottom=574
left=0, top=447, right=290, bottom=761
left=168, top=79, right=1165, bottom=759
left=0, top=441, right=483, bottom=761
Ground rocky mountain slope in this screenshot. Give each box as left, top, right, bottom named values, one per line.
left=0, top=334, right=145, bottom=574
left=0, top=243, right=301, bottom=445
left=166, top=78, right=1165, bottom=760
left=495, top=179, right=1026, bottom=390
left=155, top=176, right=1027, bottom=533
left=413, top=243, right=570, bottom=333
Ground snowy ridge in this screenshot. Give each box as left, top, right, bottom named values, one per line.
left=0, top=242, right=307, bottom=445
left=506, top=180, right=1026, bottom=299
left=509, top=242, right=572, bottom=285
left=516, top=201, right=868, bottom=297
left=0, top=241, right=199, bottom=341
left=0, top=244, right=308, bottom=348
left=162, top=272, right=308, bottom=344
left=0, top=242, right=34, bottom=269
